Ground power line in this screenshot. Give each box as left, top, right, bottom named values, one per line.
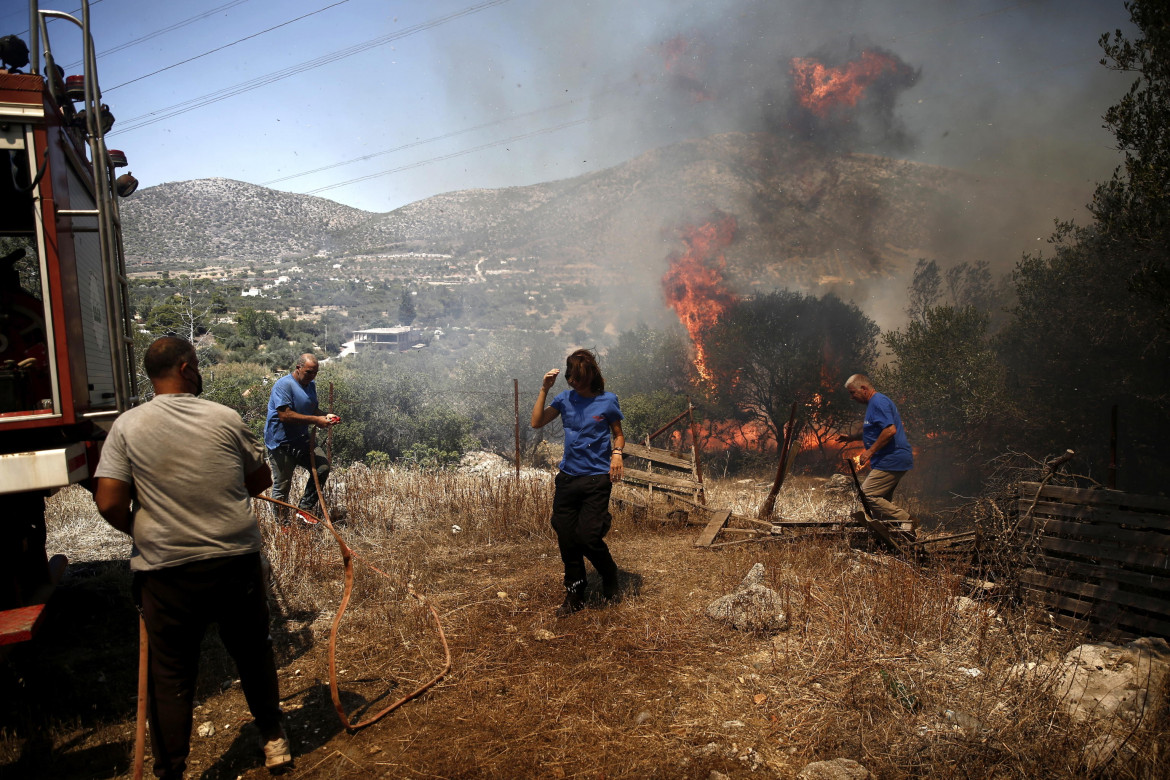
left=62, top=0, right=254, bottom=71
left=107, top=0, right=511, bottom=136
left=261, top=82, right=632, bottom=186
left=302, top=114, right=601, bottom=195
left=106, top=0, right=351, bottom=92
left=3, top=0, right=107, bottom=36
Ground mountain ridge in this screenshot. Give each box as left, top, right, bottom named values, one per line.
left=121, top=132, right=1086, bottom=304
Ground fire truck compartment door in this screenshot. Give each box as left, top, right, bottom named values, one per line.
left=0, top=442, right=88, bottom=494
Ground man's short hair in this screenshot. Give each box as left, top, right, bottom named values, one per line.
left=144, top=337, right=195, bottom=379
left=294, top=353, right=318, bottom=370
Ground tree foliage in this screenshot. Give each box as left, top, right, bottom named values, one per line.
left=880, top=304, right=1010, bottom=449
left=998, top=0, right=1170, bottom=488
left=704, top=291, right=879, bottom=443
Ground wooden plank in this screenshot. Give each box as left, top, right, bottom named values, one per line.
left=1015, top=500, right=1170, bottom=532
left=1031, top=554, right=1170, bottom=592
left=623, top=442, right=694, bottom=470
left=1019, top=571, right=1169, bottom=616
left=623, top=467, right=702, bottom=492
left=1019, top=482, right=1170, bottom=514
left=1021, top=588, right=1170, bottom=637
left=1017, top=514, right=1170, bottom=549
left=694, top=508, right=733, bottom=547
left=1029, top=535, right=1170, bottom=570
left=772, top=519, right=865, bottom=528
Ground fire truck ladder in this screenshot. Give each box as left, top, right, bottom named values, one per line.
left=35, top=1, right=138, bottom=411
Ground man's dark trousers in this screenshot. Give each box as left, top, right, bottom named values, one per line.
left=136, top=552, right=281, bottom=779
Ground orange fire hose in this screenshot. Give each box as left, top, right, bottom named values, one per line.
left=256, top=429, right=451, bottom=731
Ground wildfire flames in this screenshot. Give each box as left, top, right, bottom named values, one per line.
left=661, top=215, right=738, bottom=382
left=790, top=50, right=909, bottom=117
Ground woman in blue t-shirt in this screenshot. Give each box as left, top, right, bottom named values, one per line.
left=531, top=349, right=625, bottom=617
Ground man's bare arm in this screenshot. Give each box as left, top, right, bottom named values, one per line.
left=95, top=477, right=133, bottom=535
left=245, top=463, right=273, bottom=497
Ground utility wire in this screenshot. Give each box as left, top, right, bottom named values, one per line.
left=302, top=114, right=601, bottom=195
left=62, top=0, right=255, bottom=71
left=107, top=0, right=511, bottom=136
left=106, top=0, right=351, bottom=92
left=262, top=81, right=632, bottom=186
left=3, top=0, right=107, bottom=35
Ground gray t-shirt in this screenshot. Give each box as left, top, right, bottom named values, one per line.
left=95, top=393, right=266, bottom=571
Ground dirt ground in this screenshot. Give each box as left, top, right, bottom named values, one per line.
left=1, top=474, right=1164, bottom=779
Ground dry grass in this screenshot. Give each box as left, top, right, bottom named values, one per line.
left=1, top=470, right=1165, bottom=779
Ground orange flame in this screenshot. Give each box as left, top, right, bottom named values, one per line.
left=790, top=50, right=904, bottom=117
left=661, top=216, right=738, bottom=382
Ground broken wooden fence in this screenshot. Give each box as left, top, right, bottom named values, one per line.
left=620, top=401, right=706, bottom=505
left=1013, top=481, right=1170, bottom=638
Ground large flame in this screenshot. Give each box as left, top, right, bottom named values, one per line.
left=661, top=216, right=738, bottom=382
left=790, top=50, right=906, bottom=118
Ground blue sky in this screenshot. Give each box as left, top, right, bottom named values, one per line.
left=3, top=0, right=1137, bottom=214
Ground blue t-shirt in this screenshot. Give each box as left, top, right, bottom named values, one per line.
left=264, top=374, right=318, bottom=450
left=863, top=392, right=913, bottom=471
left=550, top=389, right=623, bottom=476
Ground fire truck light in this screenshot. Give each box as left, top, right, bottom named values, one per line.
left=116, top=173, right=138, bottom=197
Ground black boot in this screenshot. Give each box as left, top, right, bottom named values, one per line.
left=602, top=571, right=620, bottom=603
left=556, top=579, right=586, bottom=617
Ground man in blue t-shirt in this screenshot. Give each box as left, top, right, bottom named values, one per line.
left=837, top=373, right=914, bottom=529
left=264, top=353, right=340, bottom=523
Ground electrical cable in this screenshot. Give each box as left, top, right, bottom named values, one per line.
left=60, top=0, right=255, bottom=71
left=303, top=114, right=600, bottom=195
left=105, top=0, right=352, bottom=92
left=260, top=87, right=615, bottom=186
left=108, top=0, right=511, bottom=135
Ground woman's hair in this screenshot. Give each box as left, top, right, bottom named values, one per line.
left=565, top=348, right=604, bottom=394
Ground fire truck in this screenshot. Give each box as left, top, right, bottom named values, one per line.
left=0, top=1, right=137, bottom=644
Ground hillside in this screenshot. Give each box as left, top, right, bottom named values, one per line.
left=120, top=178, right=372, bottom=263
left=121, top=133, right=1086, bottom=301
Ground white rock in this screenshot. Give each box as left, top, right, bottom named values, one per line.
left=197, top=721, right=215, bottom=737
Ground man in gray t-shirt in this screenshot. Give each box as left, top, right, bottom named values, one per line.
left=95, top=337, right=292, bottom=777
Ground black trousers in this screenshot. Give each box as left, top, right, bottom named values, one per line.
left=135, top=553, right=282, bottom=779
left=550, top=472, right=618, bottom=590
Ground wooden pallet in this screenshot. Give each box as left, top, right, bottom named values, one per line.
left=622, top=441, right=705, bottom=503
left=1014, top=481, right=1170, bottom=638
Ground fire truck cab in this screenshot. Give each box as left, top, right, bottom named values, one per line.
left=0, top=1, right=137, bottom=644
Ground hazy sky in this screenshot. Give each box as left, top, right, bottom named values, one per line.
left=3, top=0, right=1137, bottom=213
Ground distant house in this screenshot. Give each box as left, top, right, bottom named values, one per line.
left=352, top=326, right=420, bottom=353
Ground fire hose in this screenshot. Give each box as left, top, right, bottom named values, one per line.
left=261, top=426, right=452, bottom=730
left=131, top=430, right=451, bottom=779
